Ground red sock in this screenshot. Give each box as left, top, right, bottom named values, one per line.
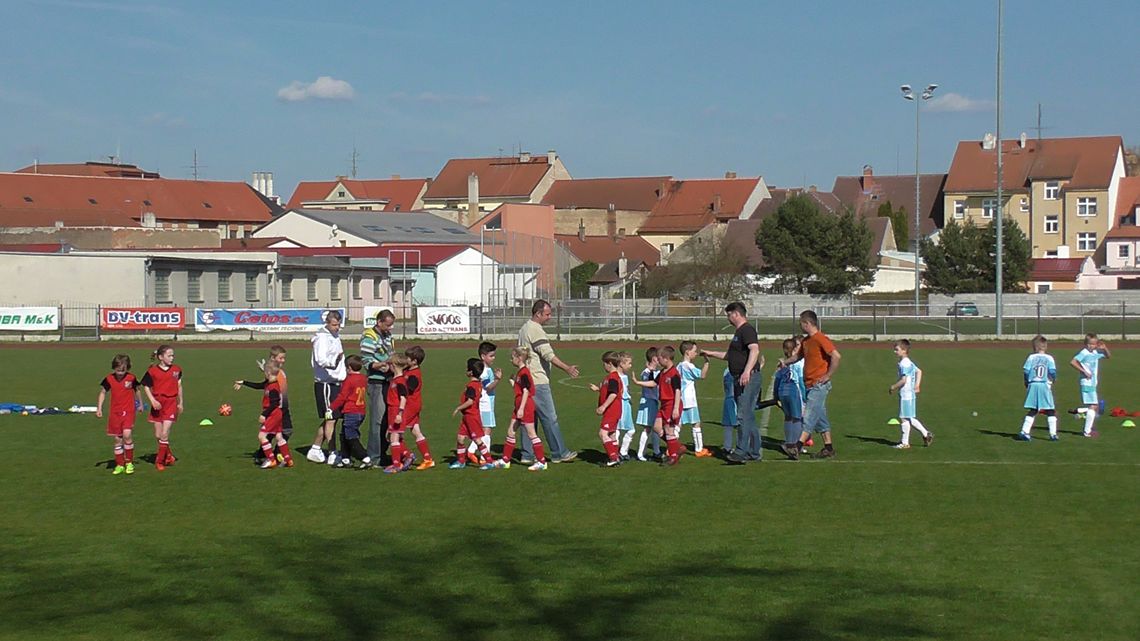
left=164, top=444, right=176, bottom=464
left=456, top=444, right=468, bottom=464
left=157, top=440, right=170, bottom=464
left=124, top=443, right=134, bottom=463
left=279, top=442, right=292, bottom=463
left=603, top=439, right=619, bottom=461
left=531, top=438, right=545, bottom=462
left=416, top=437, right=432, bottom=460
left=478, top=441, right=493, bottom=463
left=114, top=446, right=125, bottom=467
left=666, top=436, right=679, bottom=458
left=260, top=442, right=274, bottom=459
left=502, top=436, right=516, bottom=462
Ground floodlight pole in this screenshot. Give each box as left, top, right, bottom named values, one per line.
left=901, top=83, right=938, bottom=317
left=994, top=0, right=1005, bottom=336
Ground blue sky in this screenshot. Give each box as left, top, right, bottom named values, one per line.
left=2, top=0, right=1136, bottom=198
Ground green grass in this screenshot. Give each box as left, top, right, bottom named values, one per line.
left=1, top=342, right=1137, bottom=640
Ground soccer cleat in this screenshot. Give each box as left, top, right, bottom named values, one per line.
left=401, top=452, right=416, bottom=471
left=496, top=459, right=512, bottom=469
left=893, top=443, right=910, bottom=449
left=382, top=464, right=402, bottom=474
left=112, top=465, right=126, bottom=475
left=480, top=461, right=498, bottom=470
left=260, top=458, right=278, bottom=469
left=1049, top=434, right=1060, bottom=441
left=804, top=436, right=814, bottom=448
left=923, top=433, right=934, bottom=447
left=663, top=454, right=680, bottom=466
left=325, top=452, right=339, bottom=466
left=306, top=448, right=326, bottom=464
left=358, top=457, right=373, bottom=470
left=694, top=448, right=713, bottom=458
left=276, top=454, right=285, bottom=464
left=605, top=458, right=622, bottom=467
left=636, top=454, right=648, bottom=462
left=448, top=460, right=466, bottom=469
left=284, top=458, right=294, bottom=468
left=1015, top=432, right=1032, bottom=441
left=519, top=457, right=536, bottom=466
left=557, top=450, right=579, bottom=463
left=155, top=460, right=166, bottom=471
left=527, top=461, right=548, bottom=471
left=1083, top=431, right=1099, bottom=439
left=124, top=462, right=135, bottom=475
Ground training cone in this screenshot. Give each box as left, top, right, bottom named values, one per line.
left=1122, top=420, right=1136, bottom=428
left=887, top=418, right=900, bottom=425
left=199, top=418, right=215, bottom=426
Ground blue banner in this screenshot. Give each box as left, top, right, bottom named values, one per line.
left=194, top=308, right=346, bottom=333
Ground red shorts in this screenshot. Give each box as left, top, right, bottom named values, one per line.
left=459, top=415, right=483, bottom=441
left=148, top=396, right=178, bottom=423
left=402, top=410, right=421, bottom=431
left=513, top=402, right=535, bottom=424
left=657, top=407, right=679, bottom=428
left=260, top=411, right=283, bottom=434
left=600, top=410, right=621, bottom=432
left=387, top=407, right=406, bottom=434
left=106, top=410, right=135, bottom=436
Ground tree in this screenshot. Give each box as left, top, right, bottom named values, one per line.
left=641, top=233, right=755, bottom=300
left=1126, top=145, right=1140, bottom=177
left=919, top=218, right=1030, bottom=294
left=568, top=261, right=597, bottom=298
left=877, top=201, right=909, bottom=250
left=754, top=195, right=875, bottom=294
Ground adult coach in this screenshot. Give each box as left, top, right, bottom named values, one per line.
left=308, top=310, right=346, bottom=464
left=791, top=309, right=840, bottom=459
left=517, top=299, right=579, bottom=463
left=703, top=301, right=765, bottom=463
left=361, top=309, right=395, bottom=466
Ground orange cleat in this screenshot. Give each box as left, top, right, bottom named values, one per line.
left=694, top=448, right=713, bottom=458
left=416, top=459, right=436, bottom=471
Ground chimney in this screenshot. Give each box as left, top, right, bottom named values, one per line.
left=547, top=150, right=557, bottom=165
left=862, top=164, right=875, bottom=193
left=657, top=180, right=668, bottom=200
left=725, top=171, right=737, bottom=179
left=606, top=203, right=617, bottom=239
left=391, top=174, right=401, bottom=180
left=618, top=253, right=628, bottom=280
left=982, top=133, right=996, bottom=150
left=711, top=194, right=722, bottom=215
left=808, top=185, right=818, bottom=193
left=1019, top=132, right=1027, bottom=149
left=266, top=172, right=274, bottom=198
left=467, top=172, right=479, bottom=225
left=577, top=218, right=586, bottom=242
left=519, top=151, right=531, bottom=163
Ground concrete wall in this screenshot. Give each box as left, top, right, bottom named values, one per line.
left=0, top=253, right=145, bottom=305
left=930, top=291, right=1140, bottom=316
left=0, top=227, right=222, bottom=249
left=553, top=208, right=652, bottom=236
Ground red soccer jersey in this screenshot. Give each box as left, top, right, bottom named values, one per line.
left=101, top=373, right=138, bottom=417
left=657, top=365, right=681, bottom=409
left=386, top=373, right=408, bottom=430
left=404, top=367, right=423, bottom=416
left=513, top=367, right=536, bottom=414
left=331, top=372, right=367, bottom=415
left=461, top=380, right=482, bottom=419
left=261, top=379, right=283, bottom=431
left=598, top=370, right=623, bottom=429
left=141, top=364, right=182, bottom=398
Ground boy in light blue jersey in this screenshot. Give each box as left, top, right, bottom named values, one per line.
left=472, top=342, right=502, bottom=458
left=1018, top=335, right=1059, bottom=441
left=1069, top=333, right=1111, bottom=438
left=615, top=352, right=637, bottom=459
left=887, top=339, right=932, bottom=449
left=771, top=337, right=807, bottom=458
left=677, top=341, right=711, bottom=456
left=634, top=347, right=663, bottom=461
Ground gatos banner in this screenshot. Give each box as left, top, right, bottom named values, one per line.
left=101, top=307, right=186, bottom=330
left=195, top=308, right=346, bottom=333
left=0, top=307, right=58, bottom=331
left=416, top=306, right=471, bottom=334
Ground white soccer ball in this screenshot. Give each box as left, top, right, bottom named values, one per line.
left=972, top=411, right=978, bottom=417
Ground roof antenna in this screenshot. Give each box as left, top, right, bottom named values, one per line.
left=1032, top=103, right=1051, bottom=141
left=350, top=144, right=359, bottom=178
left=185, top=149, right=205, bottom=180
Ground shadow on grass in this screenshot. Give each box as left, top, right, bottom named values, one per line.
left=0, top=527, right=977, bottom=641
left=845, top=434, right=897, bottom=447
left=978, top=429, right=1022, bottom=441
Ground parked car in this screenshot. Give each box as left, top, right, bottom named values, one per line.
left=946, top=302, right=980, bottom=316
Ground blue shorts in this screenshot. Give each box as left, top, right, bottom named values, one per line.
left=899, top=398, right=916, bottom=419
left=1080, top=387, right=1098, bottom=406
left=803, top=381, right=832, bottom=433
left=680, top=407, right=700, bottom=424
left=636, top=398, right=659, bottom=427
left=1023, top=382, right=1055, bottom=411
left=480, top=409, right=496, bottom=428
left=342, top=413, right=364, bottom=440
left=619, top=400, right=634, bottom=432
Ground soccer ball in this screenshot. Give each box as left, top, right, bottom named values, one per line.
left=218, top=403, right=233, bottom=417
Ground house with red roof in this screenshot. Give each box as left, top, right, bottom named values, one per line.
left=637, top=176, right=769, bottom=258
left=944, top=135, right=1126, bottom=261
left=542, top=176, right=670, bottom=238
left=830, top=165, right=947, bottom=244
left=1101, top=176, right=1140, bottom=286
left=1026, top=257, right=1109, bottom=292
left=285, top=177, right=428, bottom=212
left=421, top=150, right=571, bottom=219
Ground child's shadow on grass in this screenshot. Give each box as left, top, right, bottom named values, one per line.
left=577, top=448, right=611, bottom=465
left=977, top=429, right=1021, bottom=441
left=844, top=434, right=896, bottom=447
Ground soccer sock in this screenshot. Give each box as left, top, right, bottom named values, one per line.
left=279, top=442, right=293, bottom=464
left=531, top=437, right=545, bottom=462
left=124, top=442, right=134, bottom=462
left=910, top=418, right=930, bottom=437
left=456, top=441, right=468, bottom=464
left=619, top=430, right=633, bottom=456
left=467, top=441, right=478, bottom=456
left=260, top=442, right=275, bottom=460
left=481, top=434, right=492, bottom=453
left=665, top=435, right=680, bottom=458
left=603, top=438, right=619, bottom=461
left=391, top=443, right=405, bottom=465
left=416, top=437, right=432, bottom=460
left=114, top=446, right=125, bottom=467
left=502, top=436, right=516, bottom=462
left=1075, top=407, right=1088, bottom=415
left=1083, top=409, right=1097, bottom=435
left=900, top=420, right=911, bottom=446
left=637, top=430, right=649, bottom=457
left=693, top=427, right=704, bottom=451
left=1020, top=415, right=1035, bottom=435
left=157, top=440, right=170, bottom=464
left=1047, top=415, right=1058, bottom=437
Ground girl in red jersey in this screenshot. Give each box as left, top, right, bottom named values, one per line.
left=140, top=345, right=184, bottom=471
left=490, top=346, right=547, bottom=471
left=590, top=351, right=625, bottom=467
left=450, top=358, right=493, bottom=469
left=96, top=354, right=143, bottom=475
left=255, top=360, right=293, bottom=469
left=383, top=354, right=414, bottom=474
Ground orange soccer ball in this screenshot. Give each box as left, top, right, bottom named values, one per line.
left=218, top=403, right=233, bottom=417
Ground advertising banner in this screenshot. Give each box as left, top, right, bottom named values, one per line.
left=362, top=305, right=395, bottom=328
left=0, top=307, right=59, bottom=331
left=195, top=308, right=345, bottom=333
left=416, top=306, right=471, bottom=334
left=101, top=307, right=186, bottom=330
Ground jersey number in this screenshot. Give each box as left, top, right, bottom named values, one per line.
left=354, top=388, right=366, bottom=405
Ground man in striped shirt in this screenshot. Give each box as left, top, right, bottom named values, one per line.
left=362, top=309, right=396, bottom=466
left=516, top=299, right=579, bottom=463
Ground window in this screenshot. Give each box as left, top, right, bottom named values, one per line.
left=981, top=198, right=997, bottom=219
left=202, top=201, right=213, bottom=209
left=143, top=199, right=152, bottom=206
left=338, top=190, right=346, bottom=197
left=1020, top=197, right=1029, bottom=213
left=307, top=276, right=318, bottom=301
left=661, top=243, right=675, bottom=254
left=1077, top=197, right=1098, bottom=216
left=245, top=272, right=259, bottom=301
left=155, top=269, right=171, bottom=303
left=1119, top=245, right=1130, bottom=259
left=1044, top=181, right=1060, bottom=200
left=360, top=206, right=373, bottom=211
left=1037, top=284, right=1051, bottom=294
left=953, top=200, right=966, bottom=219
left=88, top=198, right=98, bottom=205
left=374, top=279, right=385, bottom=298
left=22, top=196, right=33, bottom=203
left=351, top=276, right=362, bottom=300
left=218, top=270, right=232, bottom=301
left=280, top=275, right=293, bottom=301
left=1044, top=250, right=1058, bottom=258
left=187, top=270, right=203, bottom=302
left=1044, top=215, right=1059, bottom=233
left=330, top=276, right=342, bottom=300
left=1077, top=232, right=1096, bottom=252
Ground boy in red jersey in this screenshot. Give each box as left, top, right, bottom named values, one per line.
left=140, top=345, right=183, bottom=471
left=490, top=346, right=547, bottom=471
left=383, top=354, right=415, bottom=474
left=402, top=346, right=435, bottom=470
left=655, top=345, right=684, bottom=466
left=450, top=358, right=494, bottom=469
left=330, top=355, right=371, bottom=468
left=590, top=351, right=625, bottom=467
left=256, top=360, right=294, bottom=469
left=96, top=354, right=142, bottom=475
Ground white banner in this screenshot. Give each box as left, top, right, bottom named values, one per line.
left=416, top=306, right=471, bottom=334
left=363, top=305, right=395, bottom=328
left=194, top=308, right=345, bottom=333
left=0, top=307, right=59, bottom=331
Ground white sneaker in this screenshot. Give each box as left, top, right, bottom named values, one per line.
left=306, top=447, right=326, bottom=464
left=893, top=443, right=910, bottom=449
left=527, top=461, right=548, bottom=471
left=326, top=451, right=339, bottom=466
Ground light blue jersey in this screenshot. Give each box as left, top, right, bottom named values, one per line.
left=1023, top=352, right=1057, bottom=411
left=479, top=364, right=496, bottom=428
left=1073, top=348, right=1105, bottom=389
left=618, top=372, right=634, bottom=431
left=636, top=367, right=659, bottom=426
left=896, top=357, right=919, bottom=419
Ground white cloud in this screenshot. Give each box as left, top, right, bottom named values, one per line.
left=277, top=76, right=355, bottom=102
left=925, top=92, right=995, bottom=113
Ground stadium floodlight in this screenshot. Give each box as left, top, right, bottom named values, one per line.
left=900, top=82, right=939, bottom=316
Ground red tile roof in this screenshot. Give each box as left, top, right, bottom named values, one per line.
left=0, top=172, right=279, bottom=226
left=831, top=171, right=946, bottom=236
left=554, top=234, right=660, bottom=268
left=639, top=178, right=761, bottom=234
left=286, top=178, right=428, bottom=211
left=749, top=187, right=843, bottom=221
left=542, top=177, right=670, bottom=211
left=15, top=162, right=160, bottom=179
left=945, top=136, right=1123, bottom=193
left=1106, top=177, right=1140, bottom=239
left=424, top=156, right=553, bottom=200
left=1028, top=258, right=1085, bottom=282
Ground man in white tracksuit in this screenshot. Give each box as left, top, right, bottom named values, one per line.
left=308, top=310, right=346, bottom=464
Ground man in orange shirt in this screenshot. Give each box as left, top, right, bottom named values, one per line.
left=789, top=310, right=841, bottom=459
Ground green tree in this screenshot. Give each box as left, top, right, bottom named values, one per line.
left=919, top=218, right=1030, bottom=294
left=568, top=261, right=598, bottom=298
left=755, top=195, right=874, bottom=294
left=877, top=201, right=909, bottom=250
left=640, top=234, right=754, bottom=300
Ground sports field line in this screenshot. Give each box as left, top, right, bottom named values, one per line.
left=776, top=458, right=1140, bottom=467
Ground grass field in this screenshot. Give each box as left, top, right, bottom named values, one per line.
left=1, top=341, right=1138, bottom=641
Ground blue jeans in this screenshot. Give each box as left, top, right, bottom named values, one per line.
left=722, top=369, right=738, bottom=451
left=732, top=370, right=764, bottom=460
left=803, top=381, right=832, bottom=433
left=366, top=381, right=389, bottom=460
left=521, top=384, right=569, bottom=460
